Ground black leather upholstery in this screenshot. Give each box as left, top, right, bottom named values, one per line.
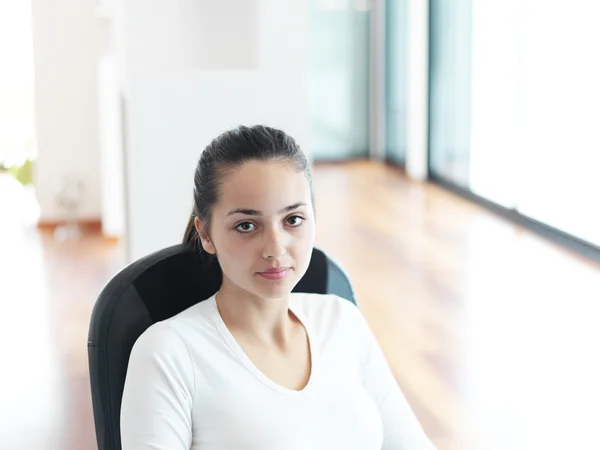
left=87, top=244, right=355, bottom=450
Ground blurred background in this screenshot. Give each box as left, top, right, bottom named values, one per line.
left=1, top=0, right=600, bottom=449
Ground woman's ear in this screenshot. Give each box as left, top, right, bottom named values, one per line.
left=194, top=217, right=216, bottom=254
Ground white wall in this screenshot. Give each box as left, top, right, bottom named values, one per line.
left=116, top=0, right=309, bottom=261
left=32, top=0, right=111, bottom=221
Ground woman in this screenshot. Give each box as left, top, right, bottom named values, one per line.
left=120, top=125, right=435, bottom=449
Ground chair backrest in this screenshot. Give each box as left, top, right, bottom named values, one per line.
left=87, top=243, right=355, bottom=450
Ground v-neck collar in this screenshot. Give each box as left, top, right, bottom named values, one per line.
left=210, top=293, right=316, bottom=396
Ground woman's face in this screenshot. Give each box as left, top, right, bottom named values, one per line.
left=196, top=160, right=315, bottom=300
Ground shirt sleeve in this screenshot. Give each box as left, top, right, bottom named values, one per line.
left=348, top=301, right=437, bottom=450
left=120, top=322, right=195, bottom=450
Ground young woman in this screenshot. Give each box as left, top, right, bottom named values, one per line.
left=120, top=125, right=435, bottom=450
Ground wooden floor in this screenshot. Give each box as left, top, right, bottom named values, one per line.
left=2, top=161, right=600, bottom=449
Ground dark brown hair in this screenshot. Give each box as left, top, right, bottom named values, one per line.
left=183, top=125, right=313, bottom=251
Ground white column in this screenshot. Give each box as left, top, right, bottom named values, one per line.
left=97, top=54, right=126, bottom=238
left=369, top=0, right=386, bottom=160
left=406, top=0, right=429, bottom=180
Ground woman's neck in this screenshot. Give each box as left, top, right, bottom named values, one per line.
left=215, top=280, right=295, bottom=348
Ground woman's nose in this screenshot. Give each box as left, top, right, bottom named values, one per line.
left=261, top=228, right=287, bottom=260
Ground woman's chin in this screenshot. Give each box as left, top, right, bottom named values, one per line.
left=252, top=273, right=297, bottom=298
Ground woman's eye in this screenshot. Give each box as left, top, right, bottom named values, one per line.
left=235, top=222, right=256, bottom=233
left=287, top=215, right=304, bottom=227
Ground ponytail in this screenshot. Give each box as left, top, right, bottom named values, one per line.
left=183, top=213, right=199, bottom=245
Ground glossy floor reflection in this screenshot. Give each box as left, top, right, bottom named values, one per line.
left=0, top=222, right=125, bottom=450
left=1, top=161, right=599, bottom=450
left=312, top=162, right=600, bottom=449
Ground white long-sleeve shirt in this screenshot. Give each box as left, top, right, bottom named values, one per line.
left=120, top=293, right=436, bottom=450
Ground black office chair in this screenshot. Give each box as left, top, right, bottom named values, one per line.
left=87, top=243, right=356, bottom=450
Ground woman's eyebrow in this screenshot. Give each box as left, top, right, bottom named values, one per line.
left=279, top=202, right=306, bottom=214
left=227, top=202, right=306, bottom=217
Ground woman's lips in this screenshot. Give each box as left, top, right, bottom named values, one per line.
left=257, top=267, right=291, bottom=280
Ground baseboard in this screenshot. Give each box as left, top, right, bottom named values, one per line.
left=313, top=157, right=371, bottom=165
left=37, top=219, right=123, bottom=243
left=37, top=219, right=102, bottom=235
left=383, top=157, right=407, bottom=173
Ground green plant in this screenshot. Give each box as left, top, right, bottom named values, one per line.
left=0, top=159, right=33, bottom=185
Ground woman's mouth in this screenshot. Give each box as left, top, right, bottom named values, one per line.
left=257, top=267, right=291, bottom=281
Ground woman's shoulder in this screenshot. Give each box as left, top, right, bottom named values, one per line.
left=290, top=292, right=361, bottom=332
left=291, top=291, right=356, bottom=312
left=131, top=295, right=218, bottom=357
